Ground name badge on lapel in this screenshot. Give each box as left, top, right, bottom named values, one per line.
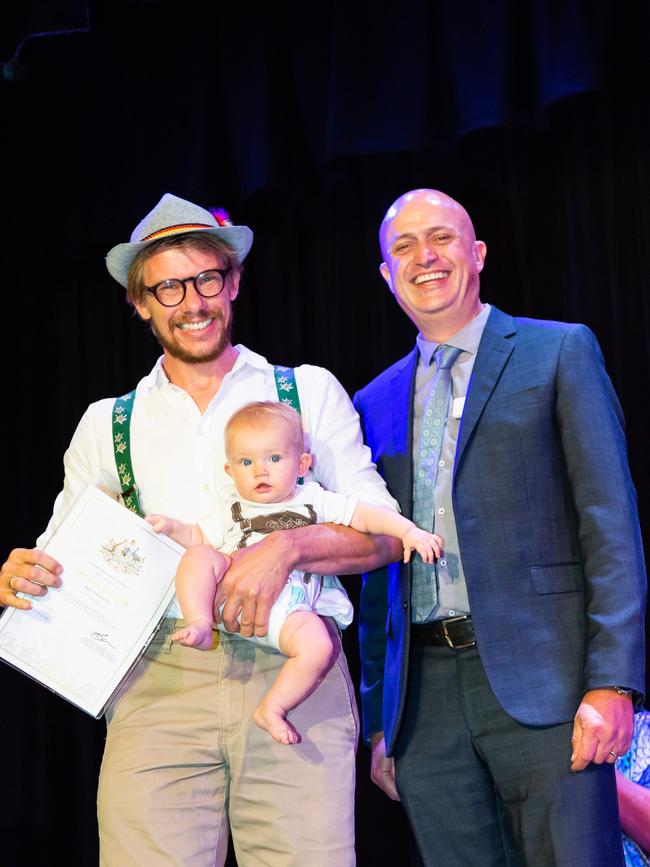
left=452, top=397, right=465, bottom=419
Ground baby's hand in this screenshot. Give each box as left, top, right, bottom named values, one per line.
left=146, top=516, right=197, bottom=549
left=402, top=527, right=444, bottom=564
left=146, top=514, right=176, bottom=535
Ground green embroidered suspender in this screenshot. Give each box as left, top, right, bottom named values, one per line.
left=272, top=366, right=303, bottom=484
left=112, top=366, right=302, bottom=515
left=112, top=390, right=142, bottom=516
left=272, top=365, right=301, bottom=414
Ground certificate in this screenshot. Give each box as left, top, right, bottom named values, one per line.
left=0, top=486, right=184, bottom=718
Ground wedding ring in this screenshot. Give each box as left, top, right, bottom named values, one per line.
left=8, top=577, right=16, bottom=592
left=609, top=750, right=618, bottom=758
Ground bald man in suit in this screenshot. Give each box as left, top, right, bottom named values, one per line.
left=354, top=189, right=646, bottom=866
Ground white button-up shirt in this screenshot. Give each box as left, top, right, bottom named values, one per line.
left=38, top=345, right=398, bottom=616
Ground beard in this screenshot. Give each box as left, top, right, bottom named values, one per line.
left=148, top=308, right=233, bottom=364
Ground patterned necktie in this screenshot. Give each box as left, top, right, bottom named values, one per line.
left=411, top=344, right=462, bottom=621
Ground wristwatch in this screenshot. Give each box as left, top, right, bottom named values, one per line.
left=605, top=686, right=634, bottom=696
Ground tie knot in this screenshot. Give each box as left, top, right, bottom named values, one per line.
left=435, top=344, right=462, bottom=371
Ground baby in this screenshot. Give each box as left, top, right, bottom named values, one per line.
left=147, top=401, right=443, bottom=745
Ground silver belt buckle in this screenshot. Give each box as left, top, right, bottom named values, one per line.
left=442, top=615, right=475, bottom=649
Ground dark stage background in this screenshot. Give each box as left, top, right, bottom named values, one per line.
left=2, top=2, right=650, bottom=864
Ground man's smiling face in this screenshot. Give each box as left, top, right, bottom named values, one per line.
left=379, top=189, right=486, bottom=337
left=135, top=245, right=240, bottom=364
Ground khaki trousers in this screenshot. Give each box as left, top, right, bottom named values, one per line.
left=97, top=618, right=358, bottom=866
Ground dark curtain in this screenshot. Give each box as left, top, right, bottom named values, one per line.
left=2, top=2, right=649, bottom=864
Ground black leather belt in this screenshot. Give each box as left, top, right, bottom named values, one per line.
left=412, top=615, right=475, bottom=650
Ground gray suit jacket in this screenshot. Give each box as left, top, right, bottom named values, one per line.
left=354, top=307, right=647, bottom=754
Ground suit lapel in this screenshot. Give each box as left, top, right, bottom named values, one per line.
left=455, top=307, right=516, bottom=473
left=390, top=348, right=418, bottom=518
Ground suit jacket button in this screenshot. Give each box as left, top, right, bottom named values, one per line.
left=402, top=601, right=408, bottom=612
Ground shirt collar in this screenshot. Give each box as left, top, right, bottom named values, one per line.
left=416, top=303, right=491, bottom=366
left=144, top=344, right=272, bottom=392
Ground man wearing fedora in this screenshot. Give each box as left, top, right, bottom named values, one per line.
left=354, top=188, right=646, bottom=865
left=0, top=193, right=400, bottom=866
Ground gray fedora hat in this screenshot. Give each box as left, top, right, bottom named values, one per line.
left=106, top=193, right=254, bottom=287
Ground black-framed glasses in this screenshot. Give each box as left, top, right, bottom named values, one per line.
left=145, top=268, right=231, bottom=307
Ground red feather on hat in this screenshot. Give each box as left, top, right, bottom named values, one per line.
left=209, top=207, right=232, bottom=227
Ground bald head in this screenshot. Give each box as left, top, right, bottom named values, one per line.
left=379, top=189, right=477, bottom=259
left=377, top=188, right=486, bottom=341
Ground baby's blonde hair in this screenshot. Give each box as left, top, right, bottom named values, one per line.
left=225, top=401, right=305, bottom=458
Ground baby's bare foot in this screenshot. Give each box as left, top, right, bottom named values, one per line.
left=171, top=620, right=213, bottom=651
left=253, top=701, right=301, bottom=745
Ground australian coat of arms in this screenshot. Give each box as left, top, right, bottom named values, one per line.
left=100, top=538, right=145, bottom=576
